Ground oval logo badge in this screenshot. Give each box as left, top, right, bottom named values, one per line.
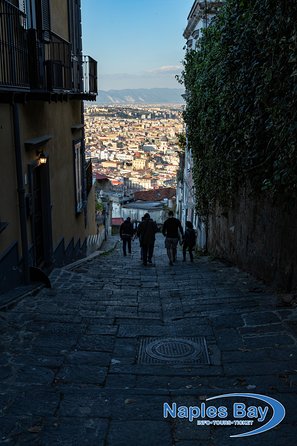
left=206, top=393, right=286, bottom=437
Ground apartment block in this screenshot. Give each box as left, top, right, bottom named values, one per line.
left=0, top=0, right=97, bottom=292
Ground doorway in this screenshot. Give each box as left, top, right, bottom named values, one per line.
left=29, top=160, right=53, bottom=267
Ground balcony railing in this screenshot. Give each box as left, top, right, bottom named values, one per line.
left=72, top=54, right=98, bottom=95
left=82, top=56, right=98, bottom=95
left=0, top=0, right=30, bottom=90
left=0, top=1, right=97, bottom=98
left=45, top=33, right=72, bottom=91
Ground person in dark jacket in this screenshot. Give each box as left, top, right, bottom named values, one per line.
left=162, top=211, right=183, bottom=265
left=137, top=213, right=158, bottom=265
left=182, top=221, right=196, bottom=262
left=120, top=217, right=134, bottom=256
left=138, top=216, right=145, bottom=260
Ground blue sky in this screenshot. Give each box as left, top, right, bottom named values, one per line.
left=81, top=0, right=194, bottom=91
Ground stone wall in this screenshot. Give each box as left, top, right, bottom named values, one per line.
left=208, top=188, right=297, bottom=291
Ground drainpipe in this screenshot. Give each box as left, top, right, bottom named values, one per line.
left=81, top=100, right=87, bottom=228
left=12, top=102, right=30, bottom=284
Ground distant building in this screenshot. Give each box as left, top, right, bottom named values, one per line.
left=132, top=158, right=147, bottom=170
left=183, top=0, right=223, bottom=49
left=136, top=178, right=152, bottom=189
left=134, top=188, right=176, bottom=205
left=121, top=202, right=166, bottom=225
left=159, top=136, right=169, bottom=151
left=143, top=144, right=157, bottom=153
left=100, top=149, right=110, bottom=160
left=111, top=218, right=124, bottom=235
left=101, top=161, right=118, bottom=168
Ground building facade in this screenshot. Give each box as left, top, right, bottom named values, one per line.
left=0, top=0, right=97, bottom=292
left=183, top=0, right=222, bottom=49
left=177, top=0, right=223, bottom=251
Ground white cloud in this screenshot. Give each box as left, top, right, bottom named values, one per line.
left=146, top=65, right=183, bottom=74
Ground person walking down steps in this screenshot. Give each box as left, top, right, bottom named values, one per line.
left=162, top=210, right=183, bottom=266
left=182, top=221, right=197, bottom=262
left=120, top=217, right=134, bottom=256
left=137, top=213, right=158, bottom=266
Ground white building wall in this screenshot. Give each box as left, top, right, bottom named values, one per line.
left=121, top=207, right=165, bottom=224
left=179, top=2, right=224, bottom=251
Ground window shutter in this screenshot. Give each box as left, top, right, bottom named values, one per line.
left=18, top=0, right=26, bottom=27
left=68, top=0, right=82, bottom=55
left=18, top=0, right=26, bottom=13
left=41, top=0, right=50, bottom=39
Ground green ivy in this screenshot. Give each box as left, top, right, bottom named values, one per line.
left=179, top=0, right=297, bottom=216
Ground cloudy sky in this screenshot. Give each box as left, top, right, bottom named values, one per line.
left=81, top=0, right=194, bottom=90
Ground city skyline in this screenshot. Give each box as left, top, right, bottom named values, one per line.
left=84, top=104, right=183, bottom=191
left=81, top=0, right=194, bottom=90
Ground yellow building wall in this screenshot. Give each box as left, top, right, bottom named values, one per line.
left=0, top=104, right=20, bottom=255
left=18, top=100, right=95, bottom=255
left=86, top=185, right=96, bottom=236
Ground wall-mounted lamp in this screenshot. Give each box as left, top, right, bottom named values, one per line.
left=36, top=150, right=48, bottom=165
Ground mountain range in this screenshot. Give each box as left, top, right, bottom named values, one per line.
left=95, top=88, right=185, bottom=105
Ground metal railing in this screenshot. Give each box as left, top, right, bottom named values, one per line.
left=0, top=0, right=29, bottom=89
left=82, top=55, right=98, bottom=95
left=72, top=55, right=98, bottom=95
left=0, top=1, right=97, bottom=97
left=45, top=33, right=72, bottom=91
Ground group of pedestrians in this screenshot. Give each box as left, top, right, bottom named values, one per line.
left=119, top=211, right=197, bottom=266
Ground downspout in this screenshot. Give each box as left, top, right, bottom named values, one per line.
left=81, top=100, right=87, bottom=228
left=12, top=102, right=30, bottom=284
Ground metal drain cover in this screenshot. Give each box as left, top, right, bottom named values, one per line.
left=138, top=337, right=210, bottom=365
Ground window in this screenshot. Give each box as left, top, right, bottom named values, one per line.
left=35, top=0, right=50, bottom=40
left=24, top=0, right=37, bottom=29
left=73, top=140, right=83, bottom=213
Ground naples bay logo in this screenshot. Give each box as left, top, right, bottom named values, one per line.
left=163, top=393, right=286, bottom=438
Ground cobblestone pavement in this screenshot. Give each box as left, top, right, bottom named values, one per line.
left=1, top=234, right=297, bottom=445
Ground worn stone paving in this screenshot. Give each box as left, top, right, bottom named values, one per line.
left=0, top=234, right=297, bottom=445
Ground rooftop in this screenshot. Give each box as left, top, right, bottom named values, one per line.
left=134, top=188, right=176, bottom=202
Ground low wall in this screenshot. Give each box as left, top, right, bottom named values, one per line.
left=208, top=188, right=297, bottom=291
left=86, top=224, right=106, bottom=256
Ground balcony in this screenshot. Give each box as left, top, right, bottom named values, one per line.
left=33, top=32, right=97, bottom=97
left=82, top=56, right=97, bottom=95
left=45, top=33, right=72, bottom=91
left=0, top=0, right=97, bottom=100
left=0, top=0, right=30, bottom=90
left=72, top=54, right=98, bottom=96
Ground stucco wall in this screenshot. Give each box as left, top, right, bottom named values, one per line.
left=86, top=185, right=97, bottom=238
left=18, top=100, right=89, bottom=252
left=1, top=100, right=96, bottom=271
left=208, top=187, right=297, bottom=291
left=0, top=104, right=20, bottom=255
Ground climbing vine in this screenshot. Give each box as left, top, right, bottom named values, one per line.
left=175, top=132, right=186, bottom=183
left=179, top=0, right=297, bottom=215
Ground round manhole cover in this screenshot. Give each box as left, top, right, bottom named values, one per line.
left=145, top=338, right=202, bottom=362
